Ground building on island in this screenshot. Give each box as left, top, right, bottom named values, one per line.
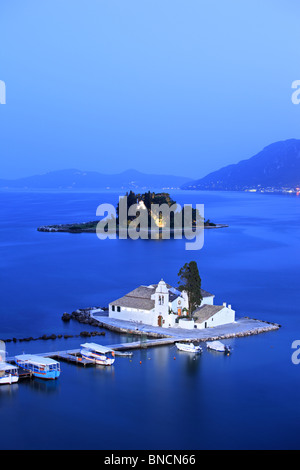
left=109, top=279, right=235, bottom=329
left=193, top=303, right=235, bottom=329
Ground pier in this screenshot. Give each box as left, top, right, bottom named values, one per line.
left=18, top=367, right=33, bottom=380
left=6, top=337, right=185, bottom=367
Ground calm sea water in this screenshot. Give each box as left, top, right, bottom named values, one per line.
left=0, top=189, right=299, bottom=450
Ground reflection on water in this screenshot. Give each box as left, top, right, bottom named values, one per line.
left=23, top=378, right=61, bottom=394
left=0, top=191, right=300, bottom=450
left=95, top=364, right=115, bottom=379
left=176, top=350, right=203, bottom=375
left=0, top=383, right=19, bottom=397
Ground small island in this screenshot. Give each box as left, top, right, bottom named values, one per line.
left=37, top=191, right=228, bottom=234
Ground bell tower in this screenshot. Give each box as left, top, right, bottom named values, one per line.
left=154, top=279, right=169, bottom=327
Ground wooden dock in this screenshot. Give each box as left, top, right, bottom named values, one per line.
left=6, top=350, right=95, bottom=367
left=40, top=337, right=184, bottom=364
left=6, top=337, right=187, bottom=369
left=50, top=351, right=95, bottom=366
left=18, top=367, right=33, bottom=380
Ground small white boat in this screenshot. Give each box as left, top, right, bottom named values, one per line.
left=207, top=341, right=231, bottom=354
left=0, top=341, right=19, bottom=385
left=80, top=343, right=116, bottom=365
left=0, top=362, right=19, bottom=385
left=175, top=342, right=202, bottom=353
left=113, top=351, right=133, bottom=357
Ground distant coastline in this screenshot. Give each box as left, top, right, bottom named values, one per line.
left=182, top=186, right=300, bottom=196
left=181, top=139, right=300, bottom=194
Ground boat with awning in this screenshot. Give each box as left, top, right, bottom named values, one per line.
left=15, top=355, right=61, bottom=379
left=0, top=362, right=19, bottom=385
left=80, top=343, right=115, bottom=365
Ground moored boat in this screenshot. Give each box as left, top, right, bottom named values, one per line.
left=175, top=342, right=202, bottom=353
left=206, top=341, right=231, bottom=354
left=15, top=355, right=61, bottom=379
left=0, top=362, right=19, bottom=385
left=80, top=343, right=116, bottom=365
left=113, top=351, right=133, bottom=357
left=0, top=341, right=19, bottom=385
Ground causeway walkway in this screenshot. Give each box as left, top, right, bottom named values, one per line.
left=91, top=314, right=280, bottom=341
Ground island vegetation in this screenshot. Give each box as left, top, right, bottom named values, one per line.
left=37, top=191, right=227, bottom=234
left=177, top=261, right=202, bottom=316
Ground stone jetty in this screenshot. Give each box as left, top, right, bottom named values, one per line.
left=89, top=315, right=280, bottom=342
left=67, top=307, right=280, bottom=341
left=1, top=306, right=280, bottom=346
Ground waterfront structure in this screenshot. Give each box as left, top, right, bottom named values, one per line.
left=109, top=280, right=187, bottom=328
left=193, top=303, right=235, bottom=329
left=108, top=279, right=234, bottom=329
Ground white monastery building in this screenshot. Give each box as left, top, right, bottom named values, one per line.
left=109, top=279, right=235, bottom=329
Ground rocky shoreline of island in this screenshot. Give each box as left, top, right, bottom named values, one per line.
left=62, top=307, right=281, bottom=341
left=37, top=221, right=229, bottom=233
left=37, top=190, right=229, bottom=233
left=88, top=313, right=281, bottom=341
left=1, top=305, right=281, bottom=347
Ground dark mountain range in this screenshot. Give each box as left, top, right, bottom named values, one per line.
left=181, top=139, right=300, bottom=191
left=0, top=169, right=192, bottom=190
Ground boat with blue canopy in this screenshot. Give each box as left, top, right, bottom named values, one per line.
left=15, top=355, right=61, bottom=380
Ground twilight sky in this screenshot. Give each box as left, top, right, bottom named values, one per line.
left=1, top=0, right=300, bottom=179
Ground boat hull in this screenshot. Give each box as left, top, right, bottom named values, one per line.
left=81, top=351, right=115, bottom=366
left=31, top=370, right=61, bottom=380
left=175, top=343, right=202, bottom=353
left=207, top=341, right=231, bottom=354
left=15, top=361, right=60, bottom=380
left=0, top=375, right=19, bottom=385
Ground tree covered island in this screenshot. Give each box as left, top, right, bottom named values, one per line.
left=37, top=191, right=228, bottom=234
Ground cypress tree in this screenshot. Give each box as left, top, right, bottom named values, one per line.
left=178, top=261, right=202, bottom=315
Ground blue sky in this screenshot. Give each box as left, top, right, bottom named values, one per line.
left=1, top=0, right=300, bottom=179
